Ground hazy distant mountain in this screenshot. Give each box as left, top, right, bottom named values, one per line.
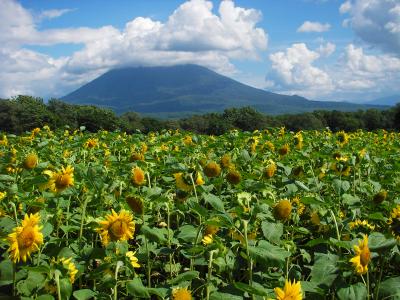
left=62, top=64, right=385, bottom=116
left=366, top=95, right=400, bottom=106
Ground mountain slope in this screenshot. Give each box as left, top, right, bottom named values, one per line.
left=62, top=64, right=384, bottom=115
left=366, top=95, right=400, bottom=106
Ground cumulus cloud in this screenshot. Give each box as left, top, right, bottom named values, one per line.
left=267, top=43, right=334, bottom=98
left=0, top=0, right=268, bottom=98
left=297, top=21, right=331, bottom=32
left=266, top=42, right=400, bottom=100
left=339, top=0, right=400, bottom=55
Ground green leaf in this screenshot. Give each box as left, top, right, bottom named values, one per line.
left=168, top=271, right=200, bottom=285
left=337, top=283, right=367, bottom=300
left=0, top=174, right=15, bottom=181
left=333, top=179, right=350, bottom=194
left=177, top=225, right=197, bottom=243
left=248, top=240, right=290, bottom=268
left=140, top=225, right=167, bottom=243
left=261, top=221, right=283, bottom=244
left=342, top=194, right=360, bottom=206
left=17, top=271, right=45, bottom=296
left=378, top=277, right=400, bottom=299
left=210, top=291, right=243, bottom=300
left=368, top=232, right=397, bottom=251
left=294, top=180, right=310, bottom=191
left=0, top=259, right=13, bottom=286
left=60, top=278, right=72, bottom=300
left=42, top=222, right=53, bottom=238
left=37, top=295, right=55, bottom=300
left=204, top=193, right=225, bottom=212
left=233, top=282, right=271, bottom=296
left=310, top=253, right=339, bottom=289
left=73, top=289, right=97, bottom=300
left=126, top=277, right=150, bottom=298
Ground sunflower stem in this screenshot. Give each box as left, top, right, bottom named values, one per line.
left=367, top=270, right=370, bottom=300
left=243, top=220, right=255, bottom=300
left=113, top=261, right=123, bottom=300
left=10, top=202, right=18, bottom=225
left=55, top=270, right=62, bottom=300
left=189, top=173, right=198, bottom=202
left=79, top=195, right=90, bottom=246
left=206, top=250, right=216, bottom=300
left=329, top=209, right=341, bottom=241
left=12, top=263, right=16, bottom=297
left=146, top=172, right=151, bottom=189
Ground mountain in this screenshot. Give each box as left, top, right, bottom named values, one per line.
left=62, top=64, right=385, bottom=116
left=366, top=95, right=400, bottom=106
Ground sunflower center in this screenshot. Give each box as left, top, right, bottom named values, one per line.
left=360, top=247, right=371, bottom=266
left=110, top=219, right=128, bottom=239
left=55, top=174, right=72, bottom=189
left=19, top=227, right=35, bottom=248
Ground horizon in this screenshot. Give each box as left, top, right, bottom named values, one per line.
left=1, top=0, right=399, bottom=103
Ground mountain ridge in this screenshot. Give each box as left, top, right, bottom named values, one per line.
left=62, top=64, right=386, bottom=116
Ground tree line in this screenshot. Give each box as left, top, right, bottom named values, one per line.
left=1, top=95, right=399, bottom=134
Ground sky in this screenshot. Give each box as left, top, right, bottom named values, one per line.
left=1, top=0, right=399, bottom=102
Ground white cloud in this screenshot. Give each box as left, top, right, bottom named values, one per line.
left=297, top=21, right=331, bottom=32
left=267, top=42, right=400, bottom=100
left=340, top=0, right=400, bottom=55
left=0, top=0, right=268, bottom=98
left=38, top=8, right=75, bottom=20
left=339, top=1, right=352, bottom=14
left=318, top=42, right=336, bottom=57
left=267, top=43, right=334, bottom=98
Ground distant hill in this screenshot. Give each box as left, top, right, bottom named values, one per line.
left=62, top=64, right=385, bottom=116
left=366, top=95, right=400, bottom=106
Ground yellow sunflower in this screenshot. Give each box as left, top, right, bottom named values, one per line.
left=126, top=251, right=140, bottom=268
left=59, top=257, right=78, bottom=283
left=174, top=173, right=192, bottom=192
left=264, top=160, right=277, bottom=179
left=349, top=235, right=370, bottom=275
left=274, top=279, right=302, bottom=300
left=84, top=138, right=98, bottom=149
left=23, top=153, right=38, bottom=169
left=131, top=167, right=146, bottom=186
left=203, top=161, right=221, bottom=178
left=274, top=199, right=292, bottom=221
left=195, top=172, right=205, bottom=185
left=278, top=144, right=290, bottom=156
left=226, top=168, right=241, bottom=185
left=337, top=131, right=349, bottom=147
left=43, top=165, right=74, bottom=193
left=97, top=209, right=135, bottom=246
left=172, top=287, right=192, bottom=300
left=8, top=213, right=43, bottom=263
left=388, top=204, right=400, bottom=240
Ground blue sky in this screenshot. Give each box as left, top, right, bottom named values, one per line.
left=1, top=0, right=399, bottom=102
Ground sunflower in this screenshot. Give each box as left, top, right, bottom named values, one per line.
left=131, top=167, right=146, bottom=186
left=221, top=154, right=231, bottom=168
left=274, top=199, right=292, bottom=221
left=8, top=213, right=43, bottom=263
left=172, top=287, right=192, bottom=300
left=274, top=279, right=302, bottom=300
left=373, top=190, right=387, bottom=204
left=226, top=169, right=241, bottom=185
left=294, top=132, right=303, bottom=150
left=349, top=219, right=375, bottom=231
left=23, top=153, right=38, bottom=169
left=126, top=196, right=144, bottom=214
left=278, top=144, right=290, bottom=156
left=174, top=173, right=192, bottom=192
left=183, top=136, right=193, bottom=146
left=202, top=234, right=213, bottom=245
left=264, top=160, right=277, bottom=179
left=0, top=191, right=6, bottom=201
left=203, top=161, right=221, bottom=178
left=130, top=152, right=144, bottom=162
left=59, top=257, right=78, bottom=283
left=388, top=204, right=400, bottom=240
left=97, top=210, right=135, bottom=246
left=350, top=235, right=370, bottom=275
left=126, top=251, right=140, bottom=268
left=337, top=131, right=349, bottom=147
left=265, top=141, right=275, bottom=151
left=195, top=172, right=205, bottom=185
left=84, top=138, right=98, bottom=149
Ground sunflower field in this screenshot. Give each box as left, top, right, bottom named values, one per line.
left=0, top=126, right=400, bottom=300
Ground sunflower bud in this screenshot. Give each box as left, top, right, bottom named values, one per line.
left=274, top=199, right=292, bottom=221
